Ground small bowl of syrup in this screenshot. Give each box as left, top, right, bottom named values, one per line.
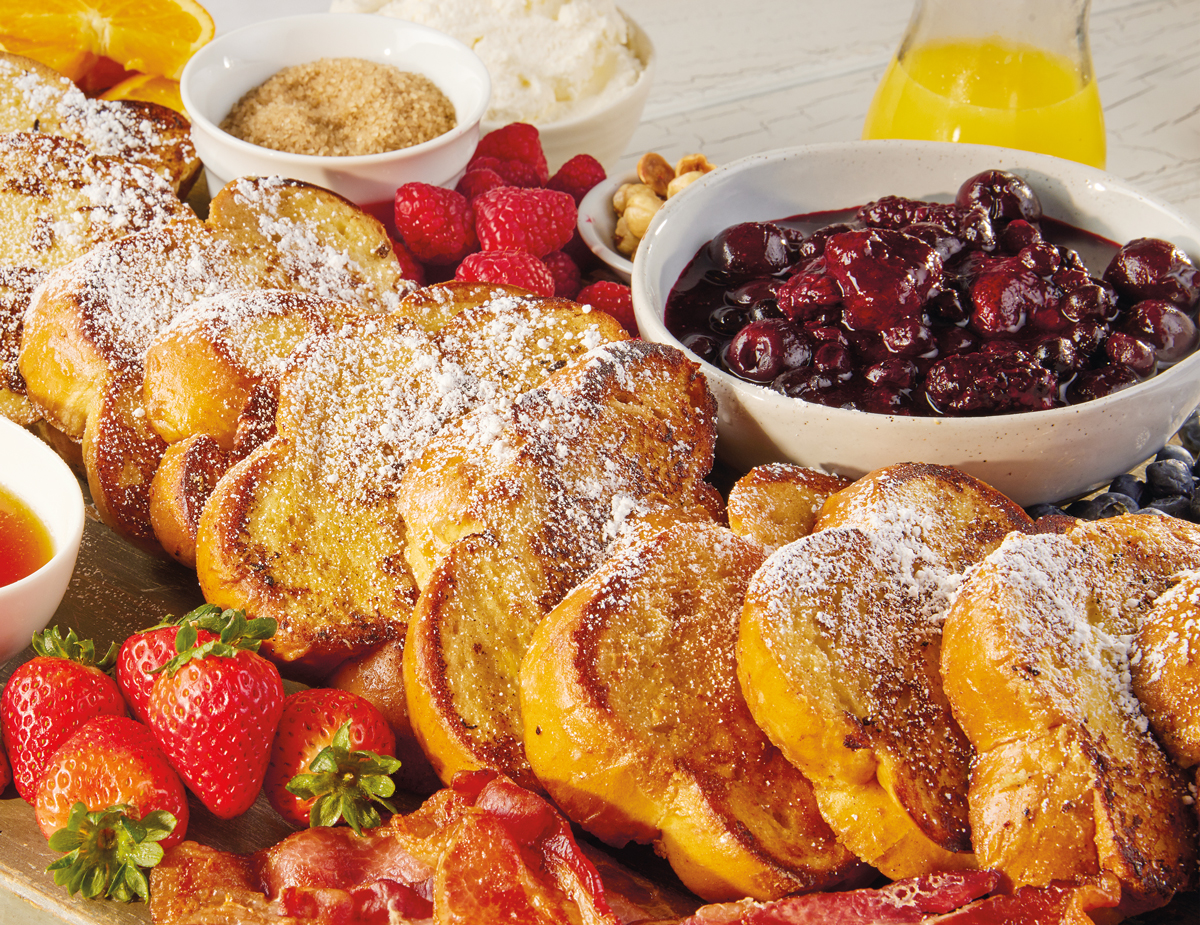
left=0, top=418, right=85, bottom=664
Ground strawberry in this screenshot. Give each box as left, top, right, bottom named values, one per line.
left=145, top=608, right=284, bottom=819
left=474, top=186, right=577, bottom=257
left=1, top=627, right=125, bottom=803
left=0, top=737, right=10, bottom=793
left=455, top=249, right=556, bottom=297
left=394, top=182, right=479, bottom=265
left=547, top=153, right=607, bottom=205
left=542, top=249, right=583, bottom=299
left=576, top=280, right=637, bottom=335
left=116, top=605, right=220, bottom=724
left=472, top=122, right=549, bottom=185
left=35, top=714, right=188, bottom=848
left=264, top=688, right=399, bottom=833
left=46, top=803, right=177, bottom=903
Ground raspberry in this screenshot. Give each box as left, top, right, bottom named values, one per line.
left=390, top=236, right=426, bottom=286
left=455, top=167, right=506, bottom=201
left=456, top=249, right=555, bottom=297
left=394, top=183, right=478, bottom=265
left=542, top=250, right=582, bottom=299
left=473, top=122, right=549, bottom=185
left=467, top=154, right=544, bottom=188
left=474, top=186, right=577, bottom=258
left=547, top=154, right=607, bottom=205
left=576, top=280, right=636, bottom=334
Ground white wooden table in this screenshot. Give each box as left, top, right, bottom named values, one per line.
left=2, top=1, right=1198, bottom=922
left=210, top=0, right=1200, bottom=221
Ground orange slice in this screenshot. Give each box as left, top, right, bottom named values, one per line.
left=100, top=72, right=185, bottom=112
left=0, top=0, right=214, bottom=83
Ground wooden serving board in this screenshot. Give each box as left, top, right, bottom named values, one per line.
left=2, top=500, right=1198, bottom=924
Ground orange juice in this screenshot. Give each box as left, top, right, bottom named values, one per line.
left=862, top=37, right=1106, bottom=168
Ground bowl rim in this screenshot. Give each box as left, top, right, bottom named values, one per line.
left=578, top=171, right=636, bottom=280
left=0, top=418, right=85, bottom=595
left=180, top=12, right=492, bottom=166
left=632, top=138, right=1200, bottom=434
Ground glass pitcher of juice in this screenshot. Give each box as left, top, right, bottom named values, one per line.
left=862, top=0, right=1106, bottom=168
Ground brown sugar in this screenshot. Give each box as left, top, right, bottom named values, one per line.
left=221, top=57, right=456, bottom=157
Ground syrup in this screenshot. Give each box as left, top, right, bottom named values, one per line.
left=0, top=483, right=53, bottom=587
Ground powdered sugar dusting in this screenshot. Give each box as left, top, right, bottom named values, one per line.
left=977, top=530, right=1148, bottom=730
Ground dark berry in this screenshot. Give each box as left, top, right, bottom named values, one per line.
left=955, top=169, right=1043, bottom=224
left=1108, top=473, right=1146, bottom=504
left=722, top=319, right=811, bottom=383
left=709, top=305, right=748, bottom=336
left=925, top=352, right=1057, bottom=415
left=709, top=222, right=794, bottom=280
left=1156, top=444, right=1196, bottom=468
left=1147, top=495, right=1192, bottom=518
left=1065, top=498, right=1103, bottom=520
left=824, top=228, right=943, bottom=332
left=1145, top=458, right=1195, bottom=498
left=1123, top=299, right=1199, bottom=365
left=1065, top=364, right=1140, bottom=403
left=1103, top=237, right=1200, bottom=309
left=682, top=332, right=722, bottom=364
left=1177, top=411, right=1200, bottom=456
left=999, top=220, right=1042, bottom=254
left=1091, top=491, right=1140, bottom=517
left=1059, top=282, right=1118, bottom=323
left=1104, top=331, right=1156, bottom=378
left=1025, top=502, right=1066, bottom=519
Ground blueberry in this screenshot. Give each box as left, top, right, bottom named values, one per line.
left=1156, top=444, right=1196, bottom=468
left=1026, top=502, right=1066, bottom=519
left=1108, top=473, right=1145, bottom=504
left=1178, top=409, right=1200, bottom=456
left=1065, top=498, right=1102, bottom=519
left=1090, top=491, right=1139, bottom=517
left=1147, top=495, right=1192, bottom=518
left=1145, top=458, right=1196, bottom=499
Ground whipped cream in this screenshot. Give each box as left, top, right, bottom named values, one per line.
left=329, top=0, right=644, bottom=125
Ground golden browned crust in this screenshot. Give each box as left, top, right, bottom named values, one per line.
left=942, top=514, right=1200, bottom=915
left=522, top=519, right=867, bottom=902
left=197, top=291, right=630, bottom=676
left=404, top=341, right=719, bottom=790
left=727, top=463, right=851, bottom=551
left=739, top=463, right=1035, bottom=878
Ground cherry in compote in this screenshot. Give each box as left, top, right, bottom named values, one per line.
left=663, top=168, right=1200, bottom=416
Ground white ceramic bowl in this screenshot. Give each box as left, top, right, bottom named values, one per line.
left=632, top=140, right=1200, bottom=507
left=0, top=419, right=85, bottom=663
left=481, top=11, right=655, bottom=173
left=180, top=13, right=491, bottom=216
left=578, top=172, right=636, bottom=282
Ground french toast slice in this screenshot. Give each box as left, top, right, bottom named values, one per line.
left=520, top=519, right=866, bottom=902
left=0, top=131, right=193, bottom=427
left=402, top=340, right=719, bottom=790
left=941, top=514, right=1200, bottom=915
left=196, top=291, right=629, bottom=676
left=1133, top=568, right=1200, bottom=769
left=141, top=290, right=352, bottom=564
left=726, top=463, right=851, bottom=551
left=738, top=463, right=1034, bottom=878
left=0, top=52, right=200, bottom=195
left=20, top=177, right=414, bottom=550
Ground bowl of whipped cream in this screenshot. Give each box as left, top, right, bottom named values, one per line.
left=331, top=0, right=656, bottom=172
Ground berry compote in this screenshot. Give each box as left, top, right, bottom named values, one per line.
left=665, top=169, right=1200, bottom=416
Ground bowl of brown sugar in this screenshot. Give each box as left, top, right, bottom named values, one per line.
left=181, top=13, right=491, bottom=222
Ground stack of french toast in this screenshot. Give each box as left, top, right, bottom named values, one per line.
left=4, top=45, right=1198, bottom=923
